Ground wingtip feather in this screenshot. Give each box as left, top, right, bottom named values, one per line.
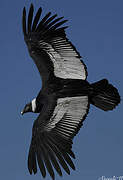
left=28, top=3, right=34, bottom=33
left=36, top=149, right=46, bottom=178
left=32, top=7, right=42, bottom=32
left=22, top=7, right=27, bottom=35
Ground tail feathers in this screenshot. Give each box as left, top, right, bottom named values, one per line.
left=91, top=79, right=120, bottom=111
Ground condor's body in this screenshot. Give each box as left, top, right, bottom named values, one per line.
left=21, top=4, right=120, bottom=180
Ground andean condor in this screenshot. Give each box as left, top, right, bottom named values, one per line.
left=21, top=3, right=120, bottom=180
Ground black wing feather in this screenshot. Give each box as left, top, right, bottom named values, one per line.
left=28, top=147, right=37, bottom=174
left=50, top=131, right=73, bottom=151
left=43, top=14, right=58, bottom=26
left=28, top=4, right=34, bottom=33
left=60, top=150, right=75, bottom=170
left=35, top=14, right=59, bottom=35
left=50, top=20, right=68, bottom=30
left=36, top=12, right=51, bottom=32
left=43, top=140, right=62, bottom=176
left=32, top=7, right=42, bottom=32
left=36, top=148, right=46, bottom=178
left=22, top=7, right=26, bottom=35
left=46, top=137, right=70, bottom=175
left=41, top=143, right=55, bottom=180
left=46, top=17, right=64, bottom=29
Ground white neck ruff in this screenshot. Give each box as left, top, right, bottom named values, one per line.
left=31, top=98, right=36, bottom=112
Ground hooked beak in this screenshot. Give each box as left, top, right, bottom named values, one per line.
left=21, top=110, right=24, bottom=115
left=21, top=103, right=32, bottom=115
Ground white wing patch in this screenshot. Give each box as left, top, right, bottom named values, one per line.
left=45, top=96, right=89, bottom=134
left=39, top=37, right=87, bottom=80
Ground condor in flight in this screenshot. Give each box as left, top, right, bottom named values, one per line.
left=21, top=4, right=120, bottom=180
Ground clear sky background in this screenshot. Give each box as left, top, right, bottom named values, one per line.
left=0, top=0, right=123, bottom=180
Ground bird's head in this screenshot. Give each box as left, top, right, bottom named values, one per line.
left=21, top=98, right=36, bottom=115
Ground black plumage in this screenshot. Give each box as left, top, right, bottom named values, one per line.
left=21, top=4, right=120, bottom=180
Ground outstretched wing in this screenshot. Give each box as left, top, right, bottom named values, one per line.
left=28, top=96, right=89, bottom=179
left=22, top=4, right=87, bottom=86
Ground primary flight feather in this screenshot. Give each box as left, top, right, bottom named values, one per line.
left=21, top=3, right=120, bottom=180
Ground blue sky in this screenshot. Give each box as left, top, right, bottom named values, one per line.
left=0, top=0, right=123, bottom=180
